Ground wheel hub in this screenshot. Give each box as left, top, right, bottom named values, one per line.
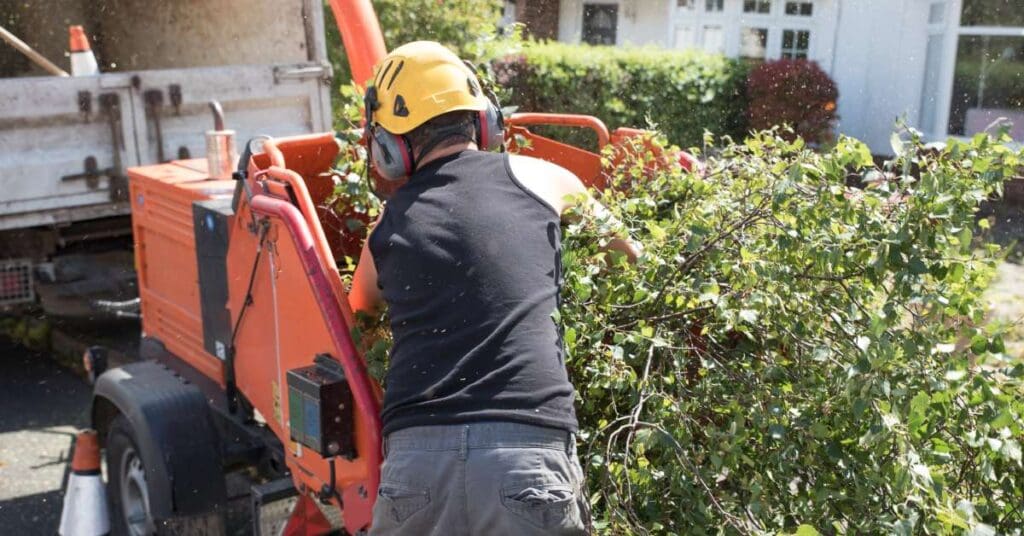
left=119, top=446, right=156, bottom=535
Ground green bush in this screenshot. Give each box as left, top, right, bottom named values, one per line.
left=339, top=127, right=1024, bottom=535
left=492, top=42, right=749, bottom=148
left=560, top=130, right=1023, bottom=534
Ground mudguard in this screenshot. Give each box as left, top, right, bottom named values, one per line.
left=92, top=360, right=227, bottom=521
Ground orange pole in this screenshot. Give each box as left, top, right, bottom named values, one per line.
left=327, top=0, right=388, bottom=89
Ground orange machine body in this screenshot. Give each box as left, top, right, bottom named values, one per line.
left=128, top=160, right=235, bottom=383
left=128, top=135, right=382, bottom=533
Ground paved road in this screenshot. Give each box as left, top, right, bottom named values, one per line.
left=0, top=336, right=91, bottom=534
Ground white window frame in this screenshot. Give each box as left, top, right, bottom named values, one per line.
left=669, top=0, right=833, bottom=69
left=925, top=0, right=1024, bottom=143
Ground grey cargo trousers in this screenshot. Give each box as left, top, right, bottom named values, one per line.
left=369, top=421, right=591, bottom=535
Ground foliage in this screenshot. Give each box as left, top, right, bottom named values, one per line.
left=332, top=57, right=1024, bottom=530
left=492, top=42, right=749, bottom=149
left=746, top=59, right=838, bottom=145
left=342, top=125, right=1024, bottom=533
left=559, top=128, right=1023, bottom=534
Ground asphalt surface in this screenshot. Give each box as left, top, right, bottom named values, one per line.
left=0, top=336, right=91, bottom=534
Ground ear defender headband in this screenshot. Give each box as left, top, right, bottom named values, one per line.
left=464, top=60, right=506, bottom=153
left=364, top=66, right=505, bottom=182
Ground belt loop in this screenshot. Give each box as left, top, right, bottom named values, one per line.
left=565, top=432, right=573, bottom=455
left=458, top=425, right=469, bottom=461
left=382, top=434, right=389, bottom=459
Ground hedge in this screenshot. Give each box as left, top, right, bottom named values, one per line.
left=492, top=42, right=750, bottom=148
left=342, top=128, right=1024, bottom=534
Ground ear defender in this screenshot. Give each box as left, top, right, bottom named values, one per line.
left=365, top=84, right=414, bottom=181
left=369, top=127, right=414, bottom=181
left=476, top=101, right=505, bottom=152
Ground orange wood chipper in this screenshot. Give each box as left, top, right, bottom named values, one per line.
left=82, top=1, right=698, bottom=534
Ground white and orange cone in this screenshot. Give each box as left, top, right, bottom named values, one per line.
left=68, top=25, right=99, bottom=76
left=59, top=430, right=110, bottom=536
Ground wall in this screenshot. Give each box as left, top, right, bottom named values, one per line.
left=558, top=0, right=672, bottom=47
left=830, top=0, right=931, bottom=153
left=1, top=0, right=312, bottom=78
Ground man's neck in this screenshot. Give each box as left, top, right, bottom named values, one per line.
left=415, top=141, right=477, bottom=170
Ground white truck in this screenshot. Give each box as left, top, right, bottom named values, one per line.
left=0, top=0, right=334, bottom=315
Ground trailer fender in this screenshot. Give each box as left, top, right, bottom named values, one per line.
left=91, top=360, right=227, bottom=520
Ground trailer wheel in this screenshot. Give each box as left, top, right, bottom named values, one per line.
left=106, top=414, right=162, bottom=536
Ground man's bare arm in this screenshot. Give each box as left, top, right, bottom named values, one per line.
left=508, top=154, right=641, bottom=263
left=349, top=215, right=385, bottom=315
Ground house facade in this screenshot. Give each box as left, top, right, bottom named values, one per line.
left=506, top=0, right=1024, bottom=154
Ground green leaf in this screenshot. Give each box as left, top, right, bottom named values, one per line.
left=739, top=309, right=759, bottom=324
left=791, top=525, right=821, bottom=536
left=890, top=132, right=905, bottom=156
left=699, top=281, right=721, bottom=303
left=645, top=220, right=667, bottom=242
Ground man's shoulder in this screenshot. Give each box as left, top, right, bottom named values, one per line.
left=507, top=153, right=570, bottom=176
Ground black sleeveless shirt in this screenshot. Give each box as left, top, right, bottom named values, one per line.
left=369, top=150, right=577, bottom=435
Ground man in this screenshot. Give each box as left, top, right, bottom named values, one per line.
left=349, top=41, right=639, bottom=535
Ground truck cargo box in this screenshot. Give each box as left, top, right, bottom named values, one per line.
left=0, top=0, right=333, bottom=232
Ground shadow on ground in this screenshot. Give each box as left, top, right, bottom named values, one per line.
left=0, top=336, right=90, bottom=533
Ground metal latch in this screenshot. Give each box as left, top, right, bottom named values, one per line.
left=99, top=93, right=129, bottom=201
left=273, top=64, right=328, bottom=84
left=61, top=156, right=115, bottom=190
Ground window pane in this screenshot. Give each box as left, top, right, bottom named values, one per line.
left=785, top=2, right=814, bottom=16
left=781, top=29, right=810, bottom=59
left=678, top=0, right=694, bottom=8
left=948, top=35, right=1024, bottom=138
left=583, top=4, right=618, bottom=45
left=741, top=27, right=768, bottom=58
left=960, top=0, right=1024, bottom=28
left=744, top=1, right=771, bottom=14
left=958, top=0, right=1024, bottom=27
left=706, top=0, right=725, bottom=12
left=675, top=26, right=695, bottom=48
left=703, top=25, right=725, bottom=53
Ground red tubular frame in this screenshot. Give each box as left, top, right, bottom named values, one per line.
left=507, top=113, right=611, bottom=149
left=249, top=194, right=383, bottom=498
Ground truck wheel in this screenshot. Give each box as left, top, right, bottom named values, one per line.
left=106, top=414, right=162, bottom=536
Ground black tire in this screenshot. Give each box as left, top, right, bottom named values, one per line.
left=106, top=414, right=227, bottom=536
left=106, top=414, right=162, bottom=536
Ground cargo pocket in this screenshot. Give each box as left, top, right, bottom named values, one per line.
left=501, top=478, right=580, bottom=531
left=377, top=481, right=430, bottom=524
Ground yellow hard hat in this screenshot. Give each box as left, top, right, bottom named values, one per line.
left=366, top=41, right=489, bottom=135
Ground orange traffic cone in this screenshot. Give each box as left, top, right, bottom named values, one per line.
left=68, top=25, right=99, bottom=76
left=59, top=430, right=110, bottom=536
